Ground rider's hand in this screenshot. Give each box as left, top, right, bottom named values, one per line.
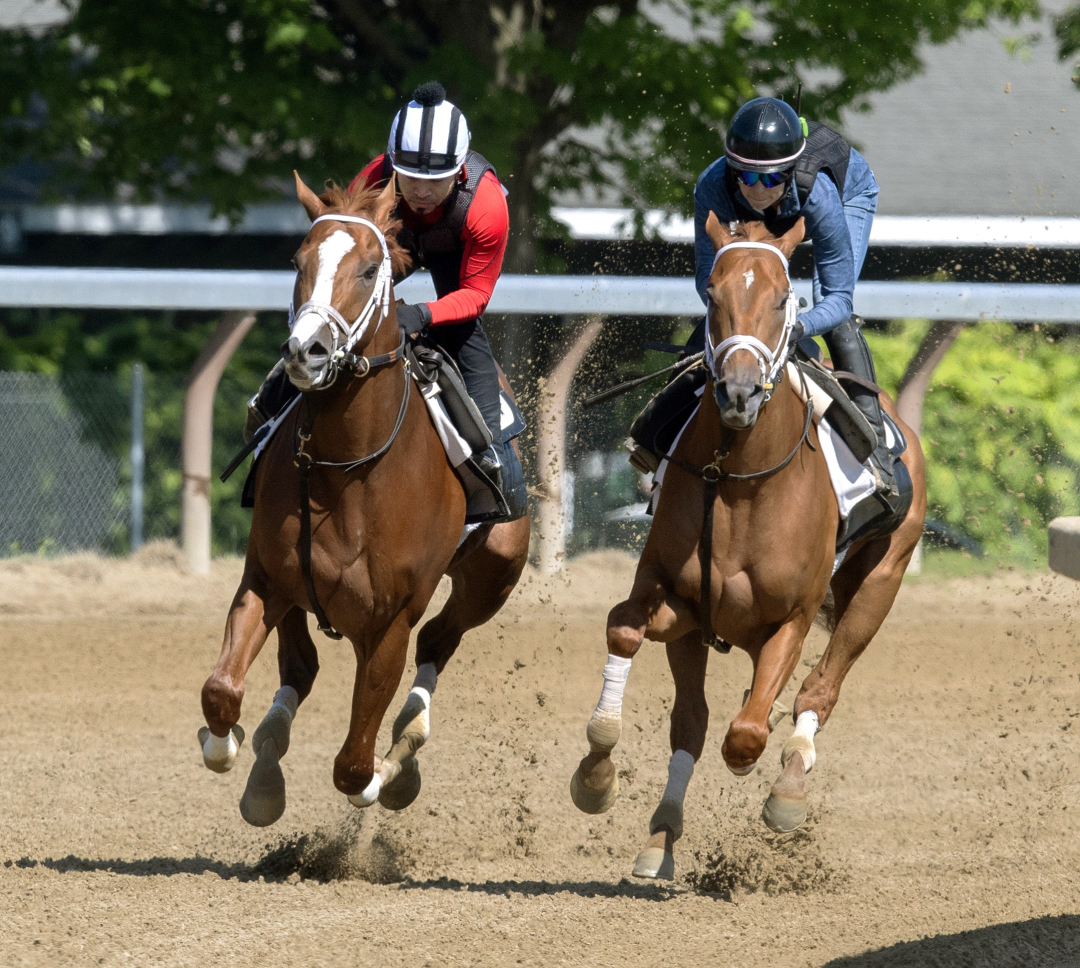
left=789, top=318, right=806, bottom=346
left=397, top=302, right=432, bottom=336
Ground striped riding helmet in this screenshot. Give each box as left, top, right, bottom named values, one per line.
left=387, top=82, right=471, bottom=180
left=724, top=97, right=806, bottom=174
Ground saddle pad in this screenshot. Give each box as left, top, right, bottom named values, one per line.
left=651, top=378, right=879, bottom=521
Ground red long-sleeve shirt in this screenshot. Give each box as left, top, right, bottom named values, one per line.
left=349, top=155, right=508, bottom=327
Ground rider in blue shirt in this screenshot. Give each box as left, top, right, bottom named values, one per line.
left=688, top=97, right=893, bottom=496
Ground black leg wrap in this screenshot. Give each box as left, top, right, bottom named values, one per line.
left=822, top=316, right=896, bottom=496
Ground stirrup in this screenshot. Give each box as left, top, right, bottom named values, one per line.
left=869, top=450, right=898, bottom=500
left=476, top=447, right=504, bottom=493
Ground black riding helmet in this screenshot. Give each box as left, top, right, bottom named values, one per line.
left=725, top=97, right=806, bottom=173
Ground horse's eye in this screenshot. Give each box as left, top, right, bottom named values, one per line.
left=364, top=265, right=378, bottom=280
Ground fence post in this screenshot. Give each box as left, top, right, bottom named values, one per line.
left=130, top=363, right=145, bottom=552
left=182, top=311, right=257, bottom=573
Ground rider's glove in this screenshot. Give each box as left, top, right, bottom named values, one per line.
left=397, top=302, right=432, bottom=336
left=788, top=318, right=806, bottom=346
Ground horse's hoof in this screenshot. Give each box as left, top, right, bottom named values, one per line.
left=199, top=724, right=245, bottom=774
left=239, top=744, right=286, bottom=827
left=570, top=761, right=620, bottom=815
left=347, top=774, right=382, bottom=809
left=761, top=793, right=807, bottom=833
left=632, top=846, right=675, bottom=880
left=726, top=761, right=756, bottom=777
left=378, top=757, right=421, bottom=811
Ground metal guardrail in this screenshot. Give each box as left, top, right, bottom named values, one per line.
left=1, top=266, right=1079, bottom=321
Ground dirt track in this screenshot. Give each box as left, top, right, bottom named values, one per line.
left=2, top=545, right=1080, bottom=967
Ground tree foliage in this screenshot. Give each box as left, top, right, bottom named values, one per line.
left=870, top=321, right=1080, bottom=562
left=0, top=0, right=1036, bottom=269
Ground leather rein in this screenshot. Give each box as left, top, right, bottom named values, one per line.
left=661, top=240, right=814, bottom=652
left=289, top=214, right=410, bottom=640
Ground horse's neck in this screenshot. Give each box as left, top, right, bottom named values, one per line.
left=691, top=378, right=803, bottom=474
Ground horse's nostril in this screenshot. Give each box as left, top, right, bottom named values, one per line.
left=308, top=340, right=329, bottom=359
left=282, top=337, right=300, bottom=361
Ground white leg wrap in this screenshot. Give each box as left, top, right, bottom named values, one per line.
left=586, top=655, right=631, bottom=751
left=782, top=710, right=820, bottom=773
left=204, top=729, right=238, bottom=762
left=662, top=749, right=695, bottom=804
left=347, top=773, right=382, bottom=808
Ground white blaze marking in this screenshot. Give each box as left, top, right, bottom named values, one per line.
left=291, top=229, right=355, bottom=344
left=743, top=268, right=755, bottom=289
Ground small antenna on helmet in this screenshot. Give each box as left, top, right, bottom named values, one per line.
left=795, top=81, right=803, bottom=117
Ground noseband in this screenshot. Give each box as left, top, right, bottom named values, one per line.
left=705, top=240, right=798, bottom=402
left=288, top=213, right=394, bottom=389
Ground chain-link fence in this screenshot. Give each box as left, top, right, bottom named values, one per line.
left=0, top=369, right=192, bottom=556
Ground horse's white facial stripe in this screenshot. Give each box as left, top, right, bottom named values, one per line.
left=290, top=229, right=356, bottom=344
left=744, top=269, right=755, bottom=289
left=312, top=229, right=355, bottom=304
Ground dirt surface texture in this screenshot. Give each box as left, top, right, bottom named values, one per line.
left=2, top=543, right=1080, bottom=967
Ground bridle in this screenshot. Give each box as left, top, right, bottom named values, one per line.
left=287, top=212, right=410, bottom=641
left=287, top=213, right=394, bottom=390
left=704, top=240, right=798, bottom=402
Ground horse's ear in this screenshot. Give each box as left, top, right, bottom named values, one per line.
left=294, top=170, right=326, bottom=221
left=705, top=210, right=735, bottom=252
left=775, top=217, right=806, bottom=259
left=374, top=173, right=397, bottom=225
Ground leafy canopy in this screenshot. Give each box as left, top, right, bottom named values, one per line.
left=0, top=0, right=1036, bottom=264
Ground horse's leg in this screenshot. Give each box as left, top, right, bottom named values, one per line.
left=633, top=631, right=709, bottom=880
left=199, top=569, right=288, bottom=773
left=571, top=574, right=696, bottom=815
left=377, top=516, right=529, bottom=811
left=765, top=523, right=919, bottom=833
left=238, top=607, right=319, bottom=827
left=722, top=616, right=811, bottom=782
left=335, top=611, right=412, bottom=807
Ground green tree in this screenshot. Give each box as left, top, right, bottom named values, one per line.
left=1056, top=4, right=1080, bottom=88
left=1, top=0, right=1036, bottom=272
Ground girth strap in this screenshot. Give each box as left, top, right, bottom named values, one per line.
left=296, top=453, right=342, bottom=640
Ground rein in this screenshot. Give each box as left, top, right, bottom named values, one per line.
left=289, top=211, right=407, bottom=640
left=666, top=238, right=812, bottom=652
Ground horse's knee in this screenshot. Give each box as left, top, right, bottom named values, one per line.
left=721, top=717, right=770, bottom=775
left=606, top=604, right=646, bottom=658
left=201, top=676, right=243, bottom=735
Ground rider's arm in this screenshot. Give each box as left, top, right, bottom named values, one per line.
left=797, top=173, right=855, bottom=338
left=426, top=171, right=509, bottom=326
left=693, top=159, right=729, bottom=307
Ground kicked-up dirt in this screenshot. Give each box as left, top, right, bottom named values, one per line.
left=1, top=544, right=1079, bottom=967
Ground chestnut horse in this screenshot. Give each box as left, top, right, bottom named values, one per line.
left=571, top=215, right=926, bottom=879
left=197, top=174, right=529, bottom=825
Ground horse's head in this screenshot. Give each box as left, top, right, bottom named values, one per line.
left=283, top=172, right=410, bottom=390
left=703, top=213, right=805, bottom=429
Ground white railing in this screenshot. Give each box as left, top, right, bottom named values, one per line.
left=2, top=266, right=1080, bottom=322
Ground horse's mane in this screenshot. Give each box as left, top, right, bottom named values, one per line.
left=318, top=181, right=412, bottom=276
left=728, top=220, right=782, bottom=245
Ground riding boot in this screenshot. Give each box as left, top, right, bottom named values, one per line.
left=822, top=315, right=897, bottom=499
left=244, top=359, right=298, bottom=445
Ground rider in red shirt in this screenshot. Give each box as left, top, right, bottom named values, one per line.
left=247, top=82, right=513, bottom=494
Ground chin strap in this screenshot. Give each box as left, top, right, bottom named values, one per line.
left=705, top=240, right=798, bottom=402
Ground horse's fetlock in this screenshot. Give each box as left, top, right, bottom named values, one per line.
left=333, top=757, right=374, bottom=798
left=722, top=718, right=769, bottom=773
left=201, top=676, right=243, bottom=735
left=606, top=620, right=643, bottom=659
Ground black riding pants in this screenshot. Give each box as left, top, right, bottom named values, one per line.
left=426, top=317, right=503, bottom=445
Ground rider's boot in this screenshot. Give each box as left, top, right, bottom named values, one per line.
left=823, top=315, right=898, bottom=499
left=243, top=359, right=298, bottom=445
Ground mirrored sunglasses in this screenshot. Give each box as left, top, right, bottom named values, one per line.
left=735, top=169, right=792, bottom=189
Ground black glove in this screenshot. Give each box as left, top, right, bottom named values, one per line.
left=788, top=318, right=806, bottom=346
left=396, top=302, right=432, bottom=336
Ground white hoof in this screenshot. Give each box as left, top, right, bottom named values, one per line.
left=199, top=725, right=245, bottom=774
left=347, top=773, right=382, bottom=809
left=726, top=761, right=756, bottom=777
left=632, top=846, right=675, bottom=880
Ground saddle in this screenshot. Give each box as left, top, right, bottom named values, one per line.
left=627, top=353, right=912, bottom=555
left=226, top=337, right=527, bottom=525
left=405, top=338, right=528, bottom=524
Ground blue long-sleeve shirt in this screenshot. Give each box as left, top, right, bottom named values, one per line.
left=693, top=150, right=877, bottom=338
